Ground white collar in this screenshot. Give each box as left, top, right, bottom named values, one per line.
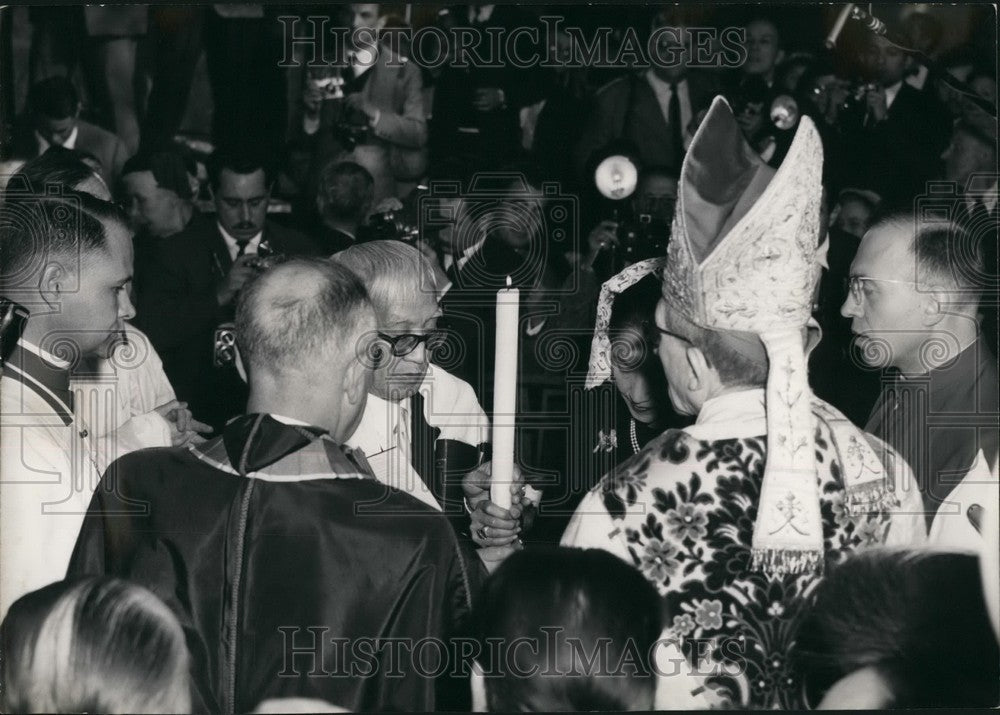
left=884, top=81, right=903, bottom=109
left=469, top=4, right=495, bottom=23
left=217, top=222, right=263, bottom=253
left=443, top=235, right=487, bottom=273
left=685, top=388, right=767, bottom=441
left=270, top=413, right=314, bottom=427
left=18, top=339, right=72, bottom=369
left=35, top=124, right=79, bottom=153
left=645, top=70, right=687, bottom=91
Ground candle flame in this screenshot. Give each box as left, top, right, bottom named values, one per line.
left=506, top=276, right=512, bottom=288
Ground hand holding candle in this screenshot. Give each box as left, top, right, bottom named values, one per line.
left=491, top=277, right=519, bottom=511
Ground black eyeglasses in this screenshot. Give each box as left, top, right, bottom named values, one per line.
left=376, top=331, right=446, bottom=357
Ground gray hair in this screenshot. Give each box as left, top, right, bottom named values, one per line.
left=332, top=240, right=440, bottom=322
left=0, top=577, right=190, bottom=714
left=236, top=258, right=375, bottom=375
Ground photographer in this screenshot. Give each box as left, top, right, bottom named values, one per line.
left=584, top=167, right=677, bottom=279
left=207, top=151, right=319, bottom=311
left=840, top=34, right=951, bottom=205
left=300, top=3, right=427, bottom=205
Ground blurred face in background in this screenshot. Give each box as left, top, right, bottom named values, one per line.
left=351, top=3, right=380, bottom=52
left=633, top=173, right=678, bottom=222
left=834, top=197, right=875, bottom=239
left=34, top=112, right=77, bottom=147
left=941, top=128, right=996, bottom=187
left=743, top=20, right=783, bottom=80
left=650, top=25, right=692, bottom=83
left=121, top=170, right=188, bottom=238
left=867, top=36, right=910, bottom=87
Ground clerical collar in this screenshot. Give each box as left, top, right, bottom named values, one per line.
left=193, top=413, right=373, bottom=481
left=686, top=388, right=767, bottom=441
left=2, top=340, right=74, bottom=425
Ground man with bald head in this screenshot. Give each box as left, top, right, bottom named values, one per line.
left=69, top=258, right=482, bottom=712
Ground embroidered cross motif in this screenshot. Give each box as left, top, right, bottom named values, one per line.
left=768, top=492, right=808, bottom=536
left=846, top=435, right=880, bottom=479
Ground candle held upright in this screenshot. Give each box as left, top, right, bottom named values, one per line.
left=491, top=277, right=519, bottom=511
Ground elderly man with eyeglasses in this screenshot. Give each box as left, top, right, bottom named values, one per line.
left=841, top=208, right=999, bottom=530
left=333, top=240, right=494, bottom=518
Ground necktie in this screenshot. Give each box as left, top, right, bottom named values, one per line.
left=235, top=239, right=250, bottom=258
left=409, top=391, right=441, bottom=487
left=668, top=82, right=683, bottom=161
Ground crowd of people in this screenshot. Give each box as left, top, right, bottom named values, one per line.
left=0, top=2, right=998, bottom=713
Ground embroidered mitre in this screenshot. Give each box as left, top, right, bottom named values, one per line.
left=663, top=96, right=826, bottom=577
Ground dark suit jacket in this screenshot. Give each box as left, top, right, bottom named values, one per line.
left=574, top=70, right=720, bottom=182
left=429, top=5, right=544, bottom=169
left=133, top=213, right=318, bottom=428
left=12, top=117, right=128, bottom=185
left=842, top=83, right=951, bottom=205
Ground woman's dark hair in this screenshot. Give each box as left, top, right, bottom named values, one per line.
left=474, top=547, right=663, bottom=712
left=607, top=273, right=663, bottom=375
left=795, top=549, right=1000, bottom=708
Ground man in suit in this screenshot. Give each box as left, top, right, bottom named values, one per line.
left=573, top=8, right=721, bottom=183
left=841, top=34, right=951, bottom=205
left=301, top=3, right=427, bottom=203
left=207, top=151, right=320, bottom=314
left=125, top=147, right=318, bottom=429
left=13, top=77, right=128, bottom=186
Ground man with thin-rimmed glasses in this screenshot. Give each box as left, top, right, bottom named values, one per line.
left=841, top=209, right=998, bottom=527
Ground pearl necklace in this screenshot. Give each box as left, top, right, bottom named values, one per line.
left=629, top=418, right=641, bottom=454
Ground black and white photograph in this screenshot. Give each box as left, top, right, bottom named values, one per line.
left=0, top=2, right=997, bottom=712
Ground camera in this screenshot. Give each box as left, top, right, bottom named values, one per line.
left=615, top=212, right=671, bottom=262
left=246, top=239, right=284, bottom=271
left=591, top=212, right=671, bottom=280
left=335, top=121, right=370, bottom=151
left=367, top=209, right=420, bottom=243
left=213, top=323, right=237, bottom=368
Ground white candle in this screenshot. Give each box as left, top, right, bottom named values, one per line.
left=491, top=277, right=519, bottom=511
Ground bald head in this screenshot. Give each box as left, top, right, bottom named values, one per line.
left=236, top=259, right=376, bottom=378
